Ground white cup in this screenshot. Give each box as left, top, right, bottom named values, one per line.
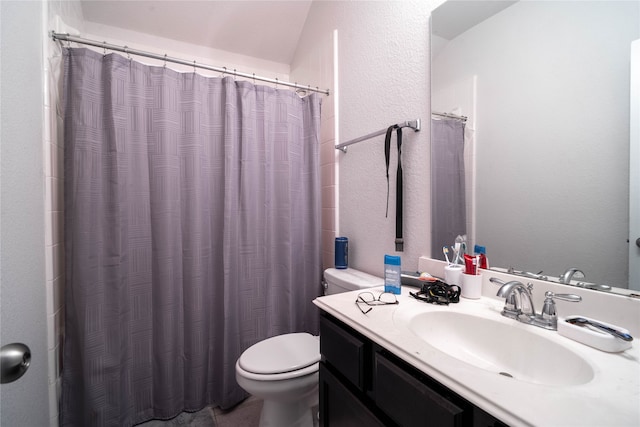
left=461, top=273, right=482, bottom=299
left=444, top=264, right=464, bottom=286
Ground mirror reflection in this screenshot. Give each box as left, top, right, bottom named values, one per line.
left=431, top=0, right=639, bottom=291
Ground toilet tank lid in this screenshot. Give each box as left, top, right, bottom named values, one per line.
left=324, top=268, right=384, bottom=290
left=239, top=333, right=320, bottom=375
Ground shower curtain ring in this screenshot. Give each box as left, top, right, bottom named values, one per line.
left=103, top=42, right=107, bottom=57
left=193, top=60, right=197, bottom=73
left=275, top=78, right=279, bottom=89
left=124, top=46, right=131, bottom=60
left=252, top=73, right=256, bottom=84
left=233, top=69, right=237, bottom=81
left=294, top=83, right=307, bottom=97
left=221, top=66, right=227, bottom=77
left=163, top=54, right=167, bottom=68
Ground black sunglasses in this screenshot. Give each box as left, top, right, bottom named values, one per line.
left=409, top=281, right=461, bottom=305
left=355, top=291, right=399, bottom=314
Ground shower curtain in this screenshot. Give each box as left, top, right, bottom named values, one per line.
left=431, top=118, right=466, bottom=260
left=61, top=48, right=322, bottom=426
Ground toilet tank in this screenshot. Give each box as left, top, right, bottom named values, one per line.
left=323, top=268, right=384, bottom=295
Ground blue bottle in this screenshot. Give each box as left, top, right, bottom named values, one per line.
left=335, top=237, right=348, bottom=269
left=384, top=255, right=401, bottom=294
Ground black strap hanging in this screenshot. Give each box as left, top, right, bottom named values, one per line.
left=384, top=125, right=404, bottom=252
left=384, top=125, right=394, bottom=218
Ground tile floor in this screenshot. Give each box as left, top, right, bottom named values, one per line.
left=137, top=396, right=263, bottom=427
left=137, top=396, right=320, bottom=426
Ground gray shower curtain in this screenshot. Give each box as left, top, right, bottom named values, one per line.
left=61, top=48, right=322, bottom=426
left=431, top=118, right=466, bottom=260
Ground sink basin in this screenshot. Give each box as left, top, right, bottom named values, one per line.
left=401, top=311, right=594, bottom=386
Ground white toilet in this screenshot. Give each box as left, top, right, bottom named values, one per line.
left=235, top=267, right=383, bottom=427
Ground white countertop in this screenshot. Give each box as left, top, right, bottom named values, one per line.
left=313, top=285, right=640, bottom=427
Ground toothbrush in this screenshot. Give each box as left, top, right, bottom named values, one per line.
left=443, top=246, right=451, bottom=265
left=453, top=242, right=461, bottom=264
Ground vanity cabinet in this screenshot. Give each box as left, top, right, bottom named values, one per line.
left=319, top=312, right=508, bottom=427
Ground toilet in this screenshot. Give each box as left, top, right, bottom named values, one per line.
left=235, top=267, right=383, bottom=427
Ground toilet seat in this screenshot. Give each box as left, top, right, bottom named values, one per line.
left=239, top=333, right=320, bottom=375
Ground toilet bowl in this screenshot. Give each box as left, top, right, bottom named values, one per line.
left=235, top=268, right=383, bottom=427
left=236, top=333, right=320, bottom=427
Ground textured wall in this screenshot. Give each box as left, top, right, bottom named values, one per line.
left=296, top=1, right=434, bottom=276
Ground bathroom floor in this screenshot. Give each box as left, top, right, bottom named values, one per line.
left=137, top=396, right=320, bottom=426
left=137, top=396, right=263, bottom=427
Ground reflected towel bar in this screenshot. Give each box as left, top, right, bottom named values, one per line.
left=432, top=111, right=468, bottom=122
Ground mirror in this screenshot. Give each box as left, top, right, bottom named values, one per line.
left=431, top=1, right=639, bottom=291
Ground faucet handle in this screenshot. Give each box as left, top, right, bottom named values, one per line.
left=546, top=291, right=582, bottom=302
left=489, top=277, right=506, bottom=286
left=541, top=291, right=581, bottom=321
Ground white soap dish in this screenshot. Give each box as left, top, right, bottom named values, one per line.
left=557, top=315, right=633, bottom=353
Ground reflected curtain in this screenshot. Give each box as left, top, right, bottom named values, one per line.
left=61, top=48, right=322, bottom=426
left=431, top=118, right=466, bottom=260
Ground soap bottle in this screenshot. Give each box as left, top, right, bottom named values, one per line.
left=384, top=255, right=401, bottom=295
left=474, top=245, right=488, bottom=269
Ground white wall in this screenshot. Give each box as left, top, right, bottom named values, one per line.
left=295, top=1, right=435, bottom=276
left=630, top=40, right=640, bottom=290
left=79, top=22, right=292, bottom=81
left=433, top=1, right=638, bottom=286
left=290, top=29, right=337, bottom=271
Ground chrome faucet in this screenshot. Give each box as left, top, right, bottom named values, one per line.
left=493, top=279, right=536, bottom=319
left=490, top=277, right=581, bottom=330
left=557, top=268, right=611, bottom=291
left=558, top=267, right=585, bottom=284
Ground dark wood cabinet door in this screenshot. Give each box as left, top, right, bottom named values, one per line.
left=319, top=363, right=386, bottom=427
left=374, top=352, right=466, bottom=427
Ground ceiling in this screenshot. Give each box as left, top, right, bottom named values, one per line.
left=80, top=0, right=313, bottom=64
left=432, top=0, right=517, bottom=40
left=80, top=1, right=520, bottom=65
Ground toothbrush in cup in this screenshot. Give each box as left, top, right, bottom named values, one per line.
left=443, top=246, right=451, bottom=265
left=453, top=242, right=462, bottom=264
left=451, top=245, right=460, bottom=265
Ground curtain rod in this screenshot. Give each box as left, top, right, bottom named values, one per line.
left=335, top=119, right=421, bottom=153
left=51, top=32, right=330, bottom=96
left=432, top=111, right=467, bottom=122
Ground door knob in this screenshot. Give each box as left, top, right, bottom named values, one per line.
left=1, top=343, right=31, bottom=384
left=636, top=237, right=640, bottom=248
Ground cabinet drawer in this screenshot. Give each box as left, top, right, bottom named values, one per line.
left=320, top=315, right=366, bottom=390
left=319, top=363, right=386, bottom=427
left=374, top=351, right=466, bottom=427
